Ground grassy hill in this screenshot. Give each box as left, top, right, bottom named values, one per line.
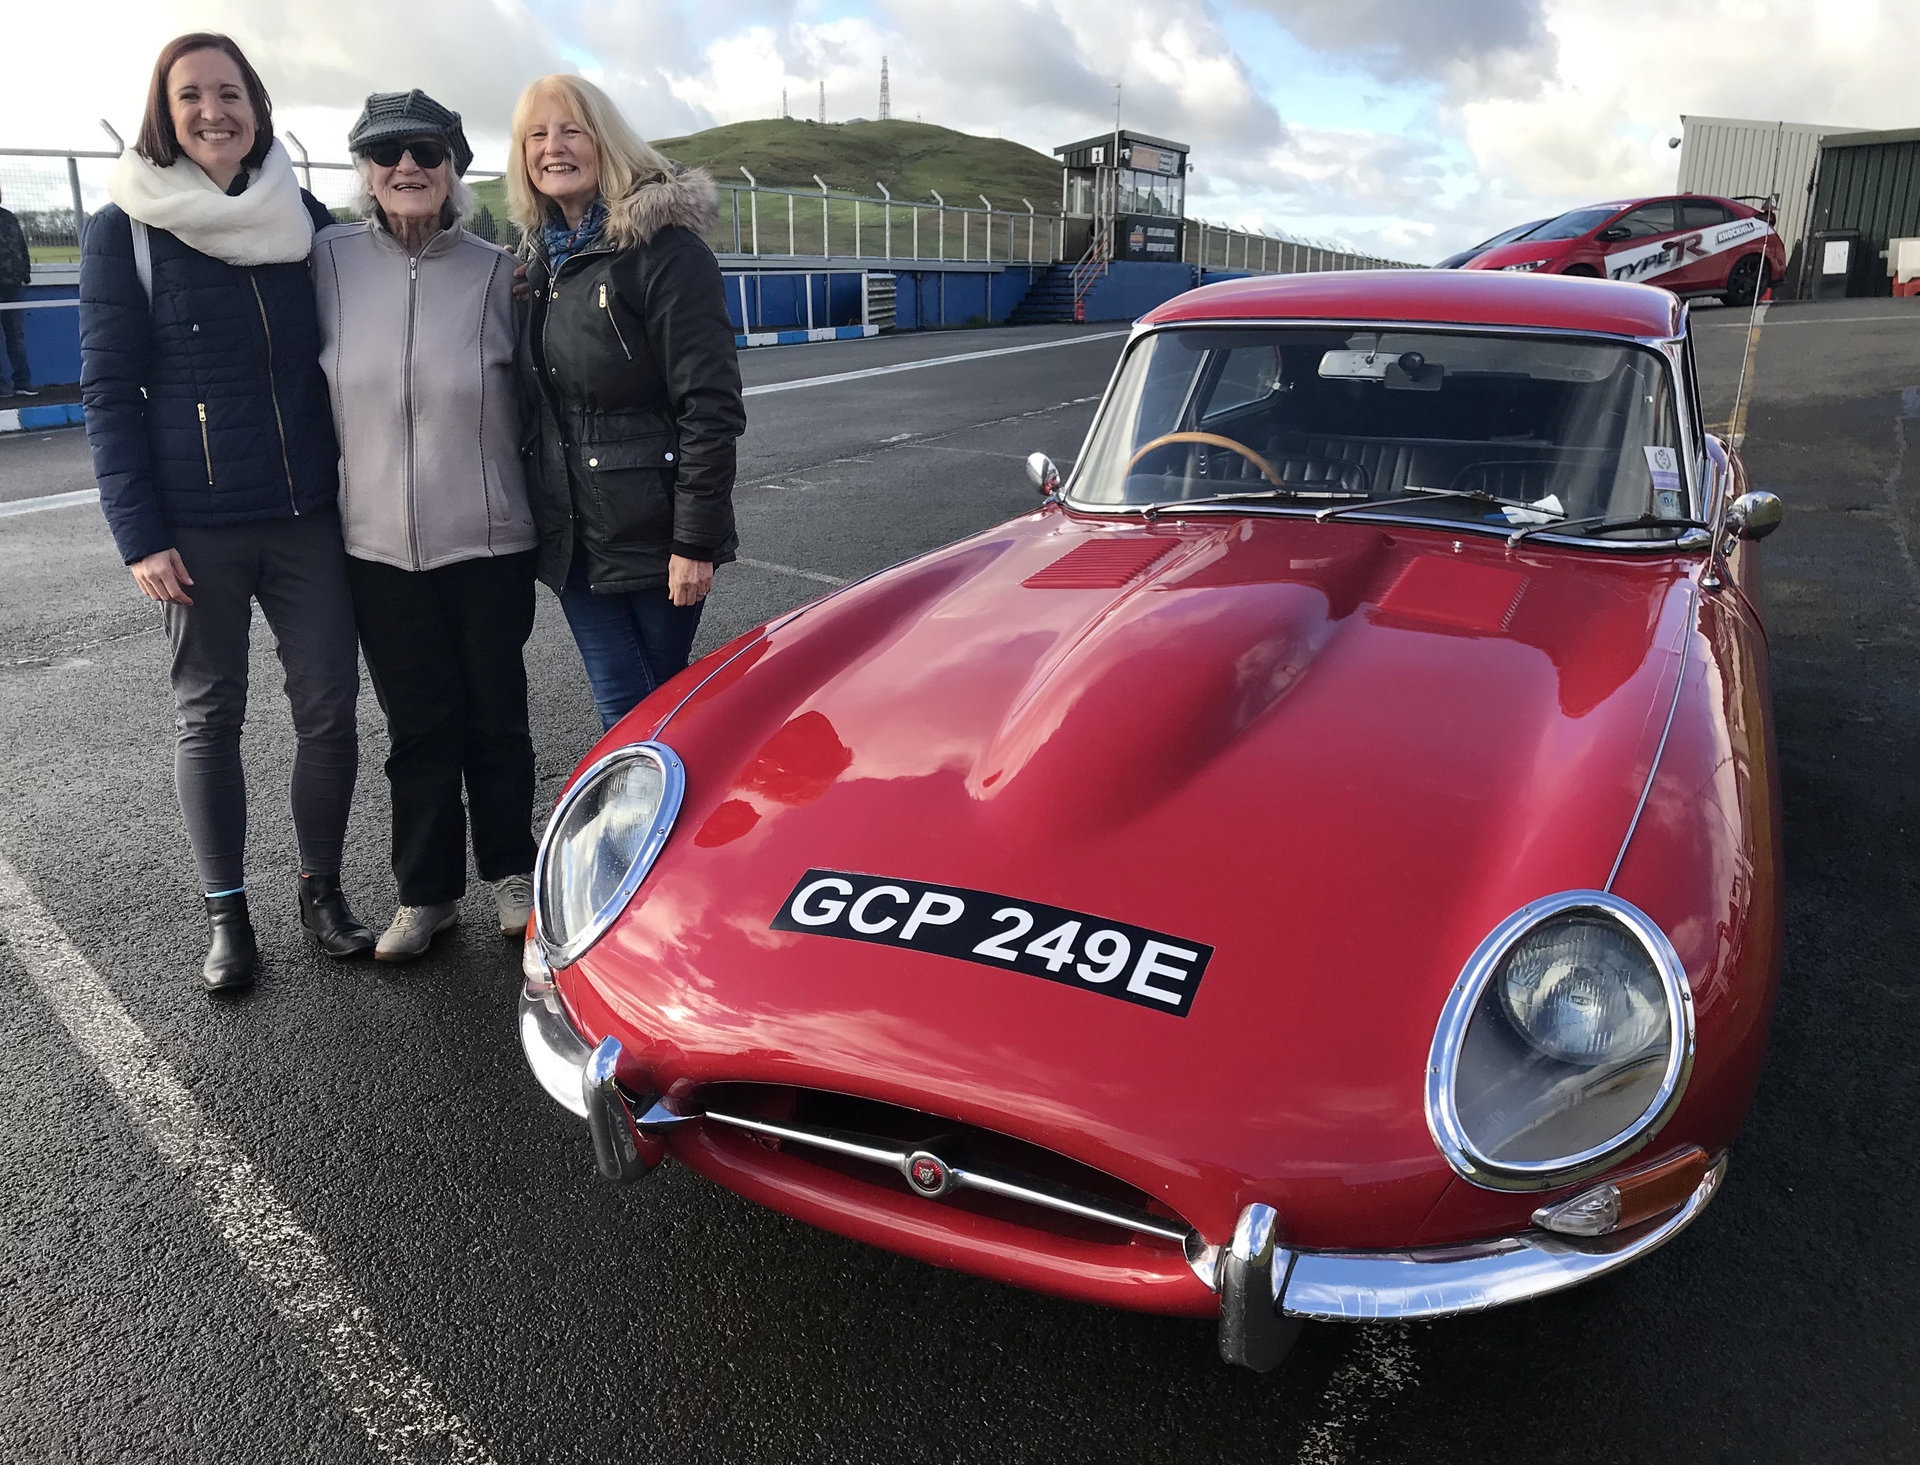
left=650, top=119, right=1062, bottom=206
left=470, top=117, right=1063, bottom=229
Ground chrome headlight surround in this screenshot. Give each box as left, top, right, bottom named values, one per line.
left=533, top=741, right=685, bottom=969
left=1425, top=890, right=1695, bottom=1193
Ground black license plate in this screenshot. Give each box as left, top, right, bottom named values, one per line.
left=771, top=869, right=1212, bottom=1017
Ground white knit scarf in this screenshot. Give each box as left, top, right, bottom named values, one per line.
left=107, top=138, right=313, bottom=265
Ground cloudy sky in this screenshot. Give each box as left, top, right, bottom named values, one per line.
left=9, top=0, right=1918, bottom=261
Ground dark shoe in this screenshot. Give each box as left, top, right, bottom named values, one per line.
left=299, top=871, right=375, bottom=958
left=11, top=387, right=36, bottom=397
left=203, top=892, right=259, bottom=994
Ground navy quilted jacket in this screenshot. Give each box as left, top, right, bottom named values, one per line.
left=79, top=197, right=340, bottom=565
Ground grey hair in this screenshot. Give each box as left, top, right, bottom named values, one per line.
left=352, top=156, right=474, bottom=230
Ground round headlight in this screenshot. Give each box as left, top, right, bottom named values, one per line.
left=1499, top=915, right=1668, bottom=1066
left=534, top=742, right=684, bottom=966
left=1426, top=892, right=1693, bottom=1191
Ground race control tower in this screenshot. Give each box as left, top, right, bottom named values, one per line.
left=1054, top=129, right=1191, bottom=264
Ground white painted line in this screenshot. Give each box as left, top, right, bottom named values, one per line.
left=736, top=555, right=850, bottom=587
left=742, top=330, right=1129, bottom=397
left=1695, top=312, right=1918, bottom=328
left=1294, top=1323, right=1418, bottom=1465
left=0, top=852, right=499, bottom=1465
left=0, top=487, right=100, bottom=519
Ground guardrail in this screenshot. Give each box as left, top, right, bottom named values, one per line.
left=4, top=138, right=1420, bottom=277
left=1185, top=218, right=1419, bottom=273
left=712, top=176, right=1062, bottom=265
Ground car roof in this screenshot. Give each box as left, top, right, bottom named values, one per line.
left=1140, top=269, right=1686, bottom=338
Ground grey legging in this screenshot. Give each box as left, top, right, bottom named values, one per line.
left=162, top=512, right=360, bottom=893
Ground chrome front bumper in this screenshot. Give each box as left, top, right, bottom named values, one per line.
left=518, top=959, right=1726, bottom=1363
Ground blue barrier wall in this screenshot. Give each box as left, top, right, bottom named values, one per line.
left=889, top=267, right=1044, bottom=330
left=8, top=285, right=82, bottom=388
left=720, top=271, right=866, bottom=332
left=716, top=266, right=1049, bottom=333
left=1075, top=261, right=1213, bottom=322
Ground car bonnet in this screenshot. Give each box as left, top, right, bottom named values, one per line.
left=560, top=510, right=1697, bottom=1243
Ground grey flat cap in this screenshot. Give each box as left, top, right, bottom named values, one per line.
left=348, top=89, right=474, bottom=175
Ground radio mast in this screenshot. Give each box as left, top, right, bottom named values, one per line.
left=879, top=56, right=891, bottom=120
left=818, top=80, right=826, bottom=124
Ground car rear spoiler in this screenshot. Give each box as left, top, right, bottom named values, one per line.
left=1732, top=194, right=1779, bottom=227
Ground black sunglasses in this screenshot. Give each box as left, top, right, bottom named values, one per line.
left=364, top=138, right=448, bottom=169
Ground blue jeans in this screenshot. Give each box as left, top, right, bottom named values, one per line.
left=559, top=548, right=706, bottom=731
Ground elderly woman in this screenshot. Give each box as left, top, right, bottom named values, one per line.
left=508, top=74, right=745, bottom=731
left=311, top=91, right=540, bottom=961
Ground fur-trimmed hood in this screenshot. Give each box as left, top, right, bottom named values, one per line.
left=626, top=164, right=719, bottom=245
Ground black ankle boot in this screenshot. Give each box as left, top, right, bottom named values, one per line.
left=298, top=871, right=375, bottom=958
left=203, top=892, right=258, bottom=994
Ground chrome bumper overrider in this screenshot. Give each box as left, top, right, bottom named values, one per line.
left=517, top=961, right=1727, bottom=1366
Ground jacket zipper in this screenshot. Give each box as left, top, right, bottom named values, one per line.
left=248, top=274, right=299, bottom=514
left=197, top=403, right=214, bottom=486
left=403, top=255, right=419, bottom=567
left=600, top=282, right=633, bottom=360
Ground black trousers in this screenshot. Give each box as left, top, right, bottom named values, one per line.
left=346, top=551, right=538, bottom=905
left=165, top=512, right=361, bottom=893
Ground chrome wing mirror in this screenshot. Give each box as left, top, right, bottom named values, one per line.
left=1726, top=490, right=1784, bottom=542
left=1026, top=452, right=1061, bottom=498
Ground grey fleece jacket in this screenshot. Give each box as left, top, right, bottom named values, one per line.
left=312, top=219, right=536, bottom=571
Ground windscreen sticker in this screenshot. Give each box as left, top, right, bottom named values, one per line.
left=771, top=869, right=1212, bottom=1017
left=1643, top=445, right=1685, bottom=517
left=1606, top=218, right=1771, bottom=284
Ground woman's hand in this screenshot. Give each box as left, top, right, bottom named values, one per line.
left=512, top=262, right=532, bottom=303
left=132, top=548, right=195, bottom=605
left=667, top=554, right=714, bottom=607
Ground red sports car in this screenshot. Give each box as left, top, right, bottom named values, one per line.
left=1464, top=194, right=1787, bottom=305
left=519, top=270, right=1785, bottom=1371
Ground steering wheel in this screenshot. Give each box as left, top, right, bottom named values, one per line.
left=1125, top=432, right=1284, bottom=489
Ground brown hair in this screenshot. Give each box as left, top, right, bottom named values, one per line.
left=135, top=33, right=274, bottom=170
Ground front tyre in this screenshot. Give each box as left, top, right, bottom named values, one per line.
left=1722, top=253, right=1768, bottom=306
left=1562, top=264, right=1600, bottom=278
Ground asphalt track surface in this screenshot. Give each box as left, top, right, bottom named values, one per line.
left=0, top=304, right=1913, bottom=1463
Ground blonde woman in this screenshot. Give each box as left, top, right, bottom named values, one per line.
left=508, top=75, right=746, bottom=731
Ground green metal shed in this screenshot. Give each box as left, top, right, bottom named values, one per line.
left=1802, top=127, right=1920, bottom=297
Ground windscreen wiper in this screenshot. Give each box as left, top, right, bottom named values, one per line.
left=1138, top=486, right=1368, bottom=520
left=1505, top=513, right=1711, bottom=549
left=1313, top=486, right=1537, bottom=524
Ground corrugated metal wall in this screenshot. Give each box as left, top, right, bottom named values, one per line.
left=1805, top=129, right=1920, bottom=298
left=1678, top=116, right=1859, bottom=258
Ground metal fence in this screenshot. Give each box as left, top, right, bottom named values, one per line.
left=0, top=137, right=509, bottom=257
left=1184, top=219, right=1417, bottom=273
left=711, top=177, right=1061, bottom=264
left=4, top=139, right=1419, bottom=276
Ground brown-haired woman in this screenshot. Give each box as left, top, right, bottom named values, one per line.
left=79, top=33, right=373, bottom=995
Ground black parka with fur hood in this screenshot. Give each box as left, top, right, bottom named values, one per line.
left=518, top=167, right=745, bottom=594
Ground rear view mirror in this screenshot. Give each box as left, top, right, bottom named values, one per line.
left=1321, top=349, right=1440, bottom=390
left=1727, top=490, right=1784, bottom=542
left=1027, top=452, right=1061, bottom=497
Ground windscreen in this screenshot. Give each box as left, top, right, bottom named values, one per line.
left=1526, top=206, right=1621, bottom=242
left=1070, top=327, right=1689, bottom=535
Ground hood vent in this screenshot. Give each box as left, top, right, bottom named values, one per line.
left=1377, top=556, right=1529, bottom=634
left=1023, top=537, right=1179, bottom=589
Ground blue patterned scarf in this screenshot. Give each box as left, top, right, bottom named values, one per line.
left=541, top=199, right=608, bottom=276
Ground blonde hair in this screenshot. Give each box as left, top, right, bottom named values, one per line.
left=507, top=74, right=676, bottom=251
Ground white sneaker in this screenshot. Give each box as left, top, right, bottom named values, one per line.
left=491, top=873, right=535, bottom=938
left=375, top=902, right=459, bottom=961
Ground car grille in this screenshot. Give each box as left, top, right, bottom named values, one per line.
left=688, top=1083, right=1195, bottom=1248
